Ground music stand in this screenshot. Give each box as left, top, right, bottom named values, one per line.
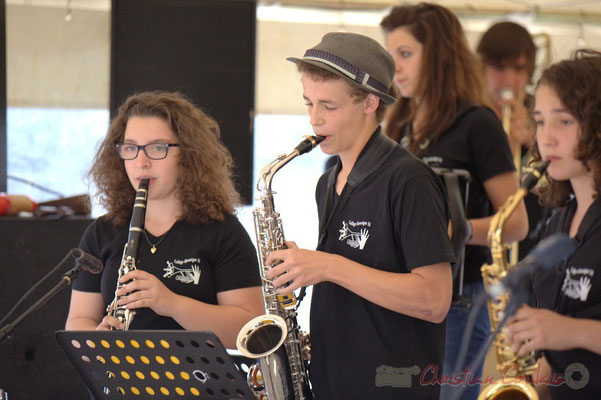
left=55, top=330, right=255, bottom=400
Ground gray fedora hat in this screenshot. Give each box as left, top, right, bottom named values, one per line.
left=287, top=32, right=397, bottom=105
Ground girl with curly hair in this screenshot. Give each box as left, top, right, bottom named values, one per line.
left=66, top=91, right=263, bottom=348
left=507, top=50, right=601, bottom=399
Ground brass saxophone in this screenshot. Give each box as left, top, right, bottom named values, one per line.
left=236, top=135, right=324, bottom=400
left=478, top=161, right=549, bottom=400
left=105, top=178, right=149, bottom=330
left=500, top=87, right=525, bottom=266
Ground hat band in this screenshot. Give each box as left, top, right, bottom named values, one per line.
left=303, top=49, right=389, bottom=95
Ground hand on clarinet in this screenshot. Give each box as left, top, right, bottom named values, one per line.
left=115, top=269, right=180, bottom=317
left=96, top=315, right=125, bottom=331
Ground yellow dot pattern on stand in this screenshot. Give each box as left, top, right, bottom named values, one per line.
left=69, top=333, right=211, bottom=398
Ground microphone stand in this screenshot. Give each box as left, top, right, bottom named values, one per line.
left=0, top=250, right=81, bottom=343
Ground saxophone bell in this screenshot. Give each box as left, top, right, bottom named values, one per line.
left=237, top=136, right=318, bottom=400
left=237, top=315, right=291, bottom=399
left=479, top=161, right=550, bottom=400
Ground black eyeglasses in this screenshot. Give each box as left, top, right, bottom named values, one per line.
left=116, top=143, right=180, bottom=160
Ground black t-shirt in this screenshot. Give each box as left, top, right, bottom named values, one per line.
left=73, top=213, right=261, bottom=330
left=532, top=198, right=601, bottom=399
left=405, top=104, right=515, bottom=284
left=310, top=129, right=455, bottom=400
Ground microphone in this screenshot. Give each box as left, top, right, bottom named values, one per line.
left=71, top=248, right=104, bottom=274
left=488, top=233, right=577, bottom=297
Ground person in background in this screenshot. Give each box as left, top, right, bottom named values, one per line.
left=477, top=21, right=537, bottom=154
left=507, top=49, right=601, bottom=400
left=267, top=32, right=455, bottom=399
left=65, top=91, right=264, bottom=349
left=380, top=4, right=528, bottom=398
left=477, top=21, right=547, bottom=260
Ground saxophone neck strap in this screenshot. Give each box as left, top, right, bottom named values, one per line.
left=317, top=127, right=397, bottom=249
left=556, top=196, right=601, bottom=245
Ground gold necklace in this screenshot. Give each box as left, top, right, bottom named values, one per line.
left=143, top=229, right=170, bottom=254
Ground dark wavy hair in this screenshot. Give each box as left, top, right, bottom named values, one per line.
left=89, top=91, right=241, bottom=226
left=531, top=49, right=601, bottom=207
left=380, top=3, right=486, bottom=154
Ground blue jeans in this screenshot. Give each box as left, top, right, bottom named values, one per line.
left=440, top=281, right=490, bottom=400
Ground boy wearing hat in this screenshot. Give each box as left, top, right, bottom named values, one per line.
left=266, top=32, right=455, bottom=399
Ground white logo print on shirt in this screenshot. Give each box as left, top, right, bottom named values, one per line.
left=561, top=266, right=594, bottom=302
left=339, top=220, right=370, bottom=250
left=163, top=257, right=202, bottom=285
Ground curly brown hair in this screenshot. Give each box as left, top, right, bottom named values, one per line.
left=380, top=3, right=487, bottom=154
left=531, top=49, right=601, bottom=207
left=89, top=91, right=241, bottom=226
left=295, top=61, right=389, bottom=123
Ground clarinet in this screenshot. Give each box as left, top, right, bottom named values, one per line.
left=105, top=178, right=149, bottom=330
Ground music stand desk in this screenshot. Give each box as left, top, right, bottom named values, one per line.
left=55, top=330, right=254, bottom=400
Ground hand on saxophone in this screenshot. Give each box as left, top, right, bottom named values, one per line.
left=506, top=304, right=580, bottom=356
left=503, top=96, right=535, bottom=152
left=265, top=241, right=331, bottom=295
left=115, top=269, right=180, bottom=317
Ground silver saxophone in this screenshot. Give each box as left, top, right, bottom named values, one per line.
left=236, top=135, right=324, bottom=400
left=105, top=178, right=149, bottom=330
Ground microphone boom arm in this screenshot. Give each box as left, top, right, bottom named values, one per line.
left=0, top=248, right=102, bottom=343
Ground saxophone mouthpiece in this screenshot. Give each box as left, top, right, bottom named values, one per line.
left=521, top=160, right=550, bottom=191
left=295, top=135, right=325, bottom=155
